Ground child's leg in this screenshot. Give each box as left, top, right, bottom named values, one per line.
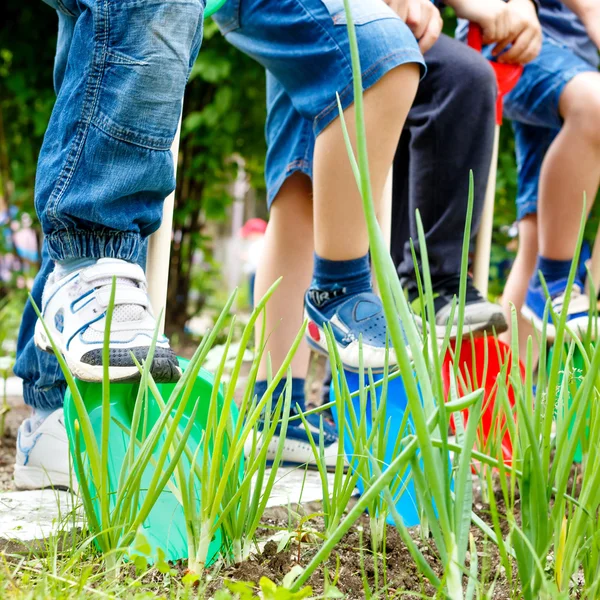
left=20, top=0, right=204, bottom=384
left=538, top=72, right=600, bottom=260
left=499, top=215, right=538, bottom=360
left=305, top=64, right=419, bottom=372
left=254, top=69, right=419, bottom=382
left=392, top=34, right=506, bottom=339
left=14, top=0, right=204, bottom=489
left=313, top=64, right=420, bottom=261
left=214, top=0, right=424, bottom=378
left=499, top=121, right=554, bottom=355
left=254, top=173, right=314, bottom=381
left=503, top=40, right=599, bottom=339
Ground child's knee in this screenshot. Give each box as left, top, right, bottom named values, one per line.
left=364, top=63, right=420, bottom=122
left=377, top=64, right=420, bottom=98
left=561, top=73, right=600, bottom=145
left=458, top=55, right=496, bottom=108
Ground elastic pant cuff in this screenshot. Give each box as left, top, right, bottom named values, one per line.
left=46, top=230, right=142, bottom=263
left=22, top=381, right=66, bottom=411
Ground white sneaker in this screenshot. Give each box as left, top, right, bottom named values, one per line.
left=34, top=258, right=181, bottom=383
left=14, top=408, right=74, bottom=490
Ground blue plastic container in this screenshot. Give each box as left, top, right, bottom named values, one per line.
left=330, top=370, right=421, bottom=527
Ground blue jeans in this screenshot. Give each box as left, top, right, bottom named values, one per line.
left=15, top=0, right=205, bottom=409
left=503, top=35, right=597, bottom=220
left=213, top=0, right=424, bottom=207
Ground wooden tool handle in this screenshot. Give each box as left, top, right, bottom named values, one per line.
left=146, top=121, right=182, bottom=335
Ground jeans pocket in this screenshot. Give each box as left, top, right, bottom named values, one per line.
left=320, top=0, right=396, bottom=25
left=93, top=0, right=203, bottom=150
left=212, top=0, right=241, bottom=34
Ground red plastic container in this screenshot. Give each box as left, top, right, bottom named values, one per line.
left=467, top=25, right=523, bottom=126
left=442, top=337, right=525, bottom=465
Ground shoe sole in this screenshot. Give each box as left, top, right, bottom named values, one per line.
left=306, top=336, right=393, bottom=374
left=414, top=313, right=509, bottom=340
left=14, top=464, right=76, bottom=492
left=521, top=305, right=594, bottom=343
left=34, top=321, right=181, bottom=384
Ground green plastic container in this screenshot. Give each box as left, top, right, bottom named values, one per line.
left=548, top=345, right=588, bottom=463
left=206, top=0, right=227, bottom=17
left=64, top=358, right=229, bottom=564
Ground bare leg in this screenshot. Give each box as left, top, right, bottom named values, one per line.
left=256, top=65, right=420, bottom=378
left=500, top=215, right=538, bottom=362
left=313, top=64, right=420, bottom=260
left=538, top=73, right=600, bottom=260
left=254, top=173, right=314, bottom=380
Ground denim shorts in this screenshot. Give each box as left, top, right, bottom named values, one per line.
left=503, top=35, right=597, bottom=220
left=213, top=0, right=425, bottom=207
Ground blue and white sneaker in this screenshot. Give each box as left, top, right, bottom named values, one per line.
left=522, top=277, right=595, bottom=342
left=34, top=258, right=181, bottom=383
left=14, top=408, right=75, bottom=490
left=245, top=411, right=340, bottom=470
left=304, top=290, right=397, bottom=373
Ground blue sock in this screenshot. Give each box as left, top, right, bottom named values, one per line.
left=254, top=378, right=305, bottom=417
left=30, top=407, right=57, bottom=431
left=308, top=253, right=372, bottom=313
left=534, top=256, right=573, bottom=286
left=55, top=257, right=96, bottom=279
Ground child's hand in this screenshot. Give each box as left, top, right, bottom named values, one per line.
left=384, top=0, right=443, bottom=53
left=492, top=0, right=543, bottom=64
left=448, top=0, right=512, bottom=43
left=450, top=0, right=541, bottom=64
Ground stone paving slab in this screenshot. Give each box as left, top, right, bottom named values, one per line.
left=0, top=490, right=79, bottom=552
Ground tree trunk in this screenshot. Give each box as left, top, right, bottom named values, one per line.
left=165, top=138, right=207, bottom=335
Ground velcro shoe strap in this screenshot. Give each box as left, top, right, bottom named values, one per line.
left=81, top=260, right=146, bottom=285
left=96, top=286, right=149, bottom=309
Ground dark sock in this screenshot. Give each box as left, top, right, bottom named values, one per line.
left=307, top=253, right=372, bottom=312
left=254, top=378, right=305, bottom=417
left=534, top=256, right=573, bottom=286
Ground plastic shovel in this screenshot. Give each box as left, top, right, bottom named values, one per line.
left=62, top=0, right=230, bottom=564
left=330, top=371, right=420, bottom=526
left=442, top=337, right=524, bottom=465
left=469, top=23, right=523, bottom=297
left=440, top=26, right=525, bottom=466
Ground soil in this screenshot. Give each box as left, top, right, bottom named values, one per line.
left=203, top=499, right=513, bottom=599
